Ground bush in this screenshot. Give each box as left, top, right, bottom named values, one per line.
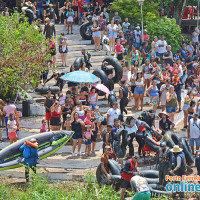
left=145, top=17, right=182, bottom=53
left=0, top=172, right=172, bottom=200
left=0, top=13, right=50, bottom=98
left=109, top=0, right=158, bottom=26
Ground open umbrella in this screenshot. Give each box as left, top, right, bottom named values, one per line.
left=61, top=71, right=101, bottom=84
left=92, top=83, right=110, bottom=94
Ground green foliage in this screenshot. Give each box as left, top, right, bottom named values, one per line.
left=109, top=0, right=159, bottom=26
left=0, top=13, right=50, bottom=98
left=146, top=17, right=182, bottom=53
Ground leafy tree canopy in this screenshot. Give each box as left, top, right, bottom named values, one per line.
left=0, top=13, right=50, bottom=98
left=146, top=16, right=182, bottom=53
left=109, top=0, right=159, bottom=26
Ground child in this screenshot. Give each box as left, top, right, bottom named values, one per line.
left=59, top=93, right=65, bottom=106
left=40, top=119, right=47, bottom=133
left=121, top=61, right=129, bottom=85
left=7, top=113, right=17, bottom=144
left=84, top=125, right=93, bottom=156
left=94, top=106, right=104, bottom=129
left=64, top=114, right=71, bottom=131
left=84, top=107, right=93, bottom=125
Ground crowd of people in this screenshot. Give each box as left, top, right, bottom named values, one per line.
left=2, top=1, right=200, bottom=199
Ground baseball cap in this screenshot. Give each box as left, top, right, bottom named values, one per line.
left=133, top=155, right=140, bottom=159
left=149, top=109, right=154, bottom=114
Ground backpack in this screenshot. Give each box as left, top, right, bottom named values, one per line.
left=23, top=145, right=31, bottom=159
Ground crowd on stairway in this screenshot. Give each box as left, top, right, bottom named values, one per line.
left=2, top=1, right=200, bottom=199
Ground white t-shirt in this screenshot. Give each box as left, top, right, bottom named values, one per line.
left=189, top=118, right=200, bottom=138
left=107, top=108, right=121, bottom=125
left=192, top=31, right=199, bottom=43
left=157, top=40, right=167, bottom=54
left=178, top=64, right=183, bottom=77
left=134, top=30, right=141, bottom=43
left=7, top=120, right=16, bottom=132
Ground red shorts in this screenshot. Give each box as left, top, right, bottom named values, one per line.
left=8, top=132, right=17, bottom=139
left=46, top=112, right=51, bottom=120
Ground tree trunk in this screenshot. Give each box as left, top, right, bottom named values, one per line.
left=173, top=0, right=188, bottom=26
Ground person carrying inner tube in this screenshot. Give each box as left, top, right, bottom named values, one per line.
left=157, top=142, right=172, bottom=186
left=130, top=175, right=151, bottom=200
left=43, top=71, right=65, bottom=92
left=120, top=155, right=140, bottom=200
left=122, top=113, right=138, bottom=157
left=101, top=145, right=112, bottom=184
left=81, top=49, right=92, bottom=70
left=102, top=125, right=113, bottom=151
left=139, top=109, right=155, bottom=129
left=119, top=80, right=131, bottom=115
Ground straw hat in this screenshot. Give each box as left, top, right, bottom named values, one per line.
left=26, top=1, right=33, bottom=7
left=170, top=145, right=183, bottom=153
left=159, top=111, right=169, bottom=118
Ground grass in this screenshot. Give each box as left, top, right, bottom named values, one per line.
left=0, top=172, right=175, bottom=200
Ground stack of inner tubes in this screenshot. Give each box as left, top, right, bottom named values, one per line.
left=113, top=128, right=128, bottom=158
left=139, top=170, right=159, bottom=184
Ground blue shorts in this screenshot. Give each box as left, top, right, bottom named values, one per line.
left=166, top=106, right=176, bottom=113
left=156, top=53, right=164, bottom=59
left=189, top=138, right=200, bottom=147
left=108, top=32, right=117, bottom=39
left=127, top=38, right=135, bottom=42
left=134, top=42, right=140, bottom=48
left=131, top=59, right=139, bottom=66
left=134, top=87, right=144, bottom=95
left=72, top=132, right=83, bottom=140
left=40, top=70, right=49, bottom=80
left=85, top=138, right=91, bottom=145
left=90, top=103, right=96, bottom=111
left=92, top=31, right=101, bottom=38
left=37, top=7, right=44, bottom=16
left=79, top=12, right=83, bottom=18
left=188, top=115, right=193, bottom=122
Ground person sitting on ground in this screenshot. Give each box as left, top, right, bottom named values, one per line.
left=130, top=175, right=151, bottom=200
left=159, top=111, right=175, bottom=135
left=120, top=155, right=140, bottom=200
left=100, top=145, right=112, bottom=185
left=19, top=138, right=39, bottom=182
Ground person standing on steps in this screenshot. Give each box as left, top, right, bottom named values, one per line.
left=120, top=155, right=139, bottom=200
left=81, top=49, right=92, bottom=70
left=157, top=142, right=172, bottom=186
left=58, top=33, right=68, bottom=67
left=43, top=18, right=56, bottom=39
left=98, top=14, right=106, bottom=45
left=91, top=20, right=101, bottom=51
left=107, top=102, right=121, bottom=126
left=119, top=80, right=131, bottom=115
left=66, top=7, right=75, bottom=34
left=188, top=113, right=200, bottom=155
